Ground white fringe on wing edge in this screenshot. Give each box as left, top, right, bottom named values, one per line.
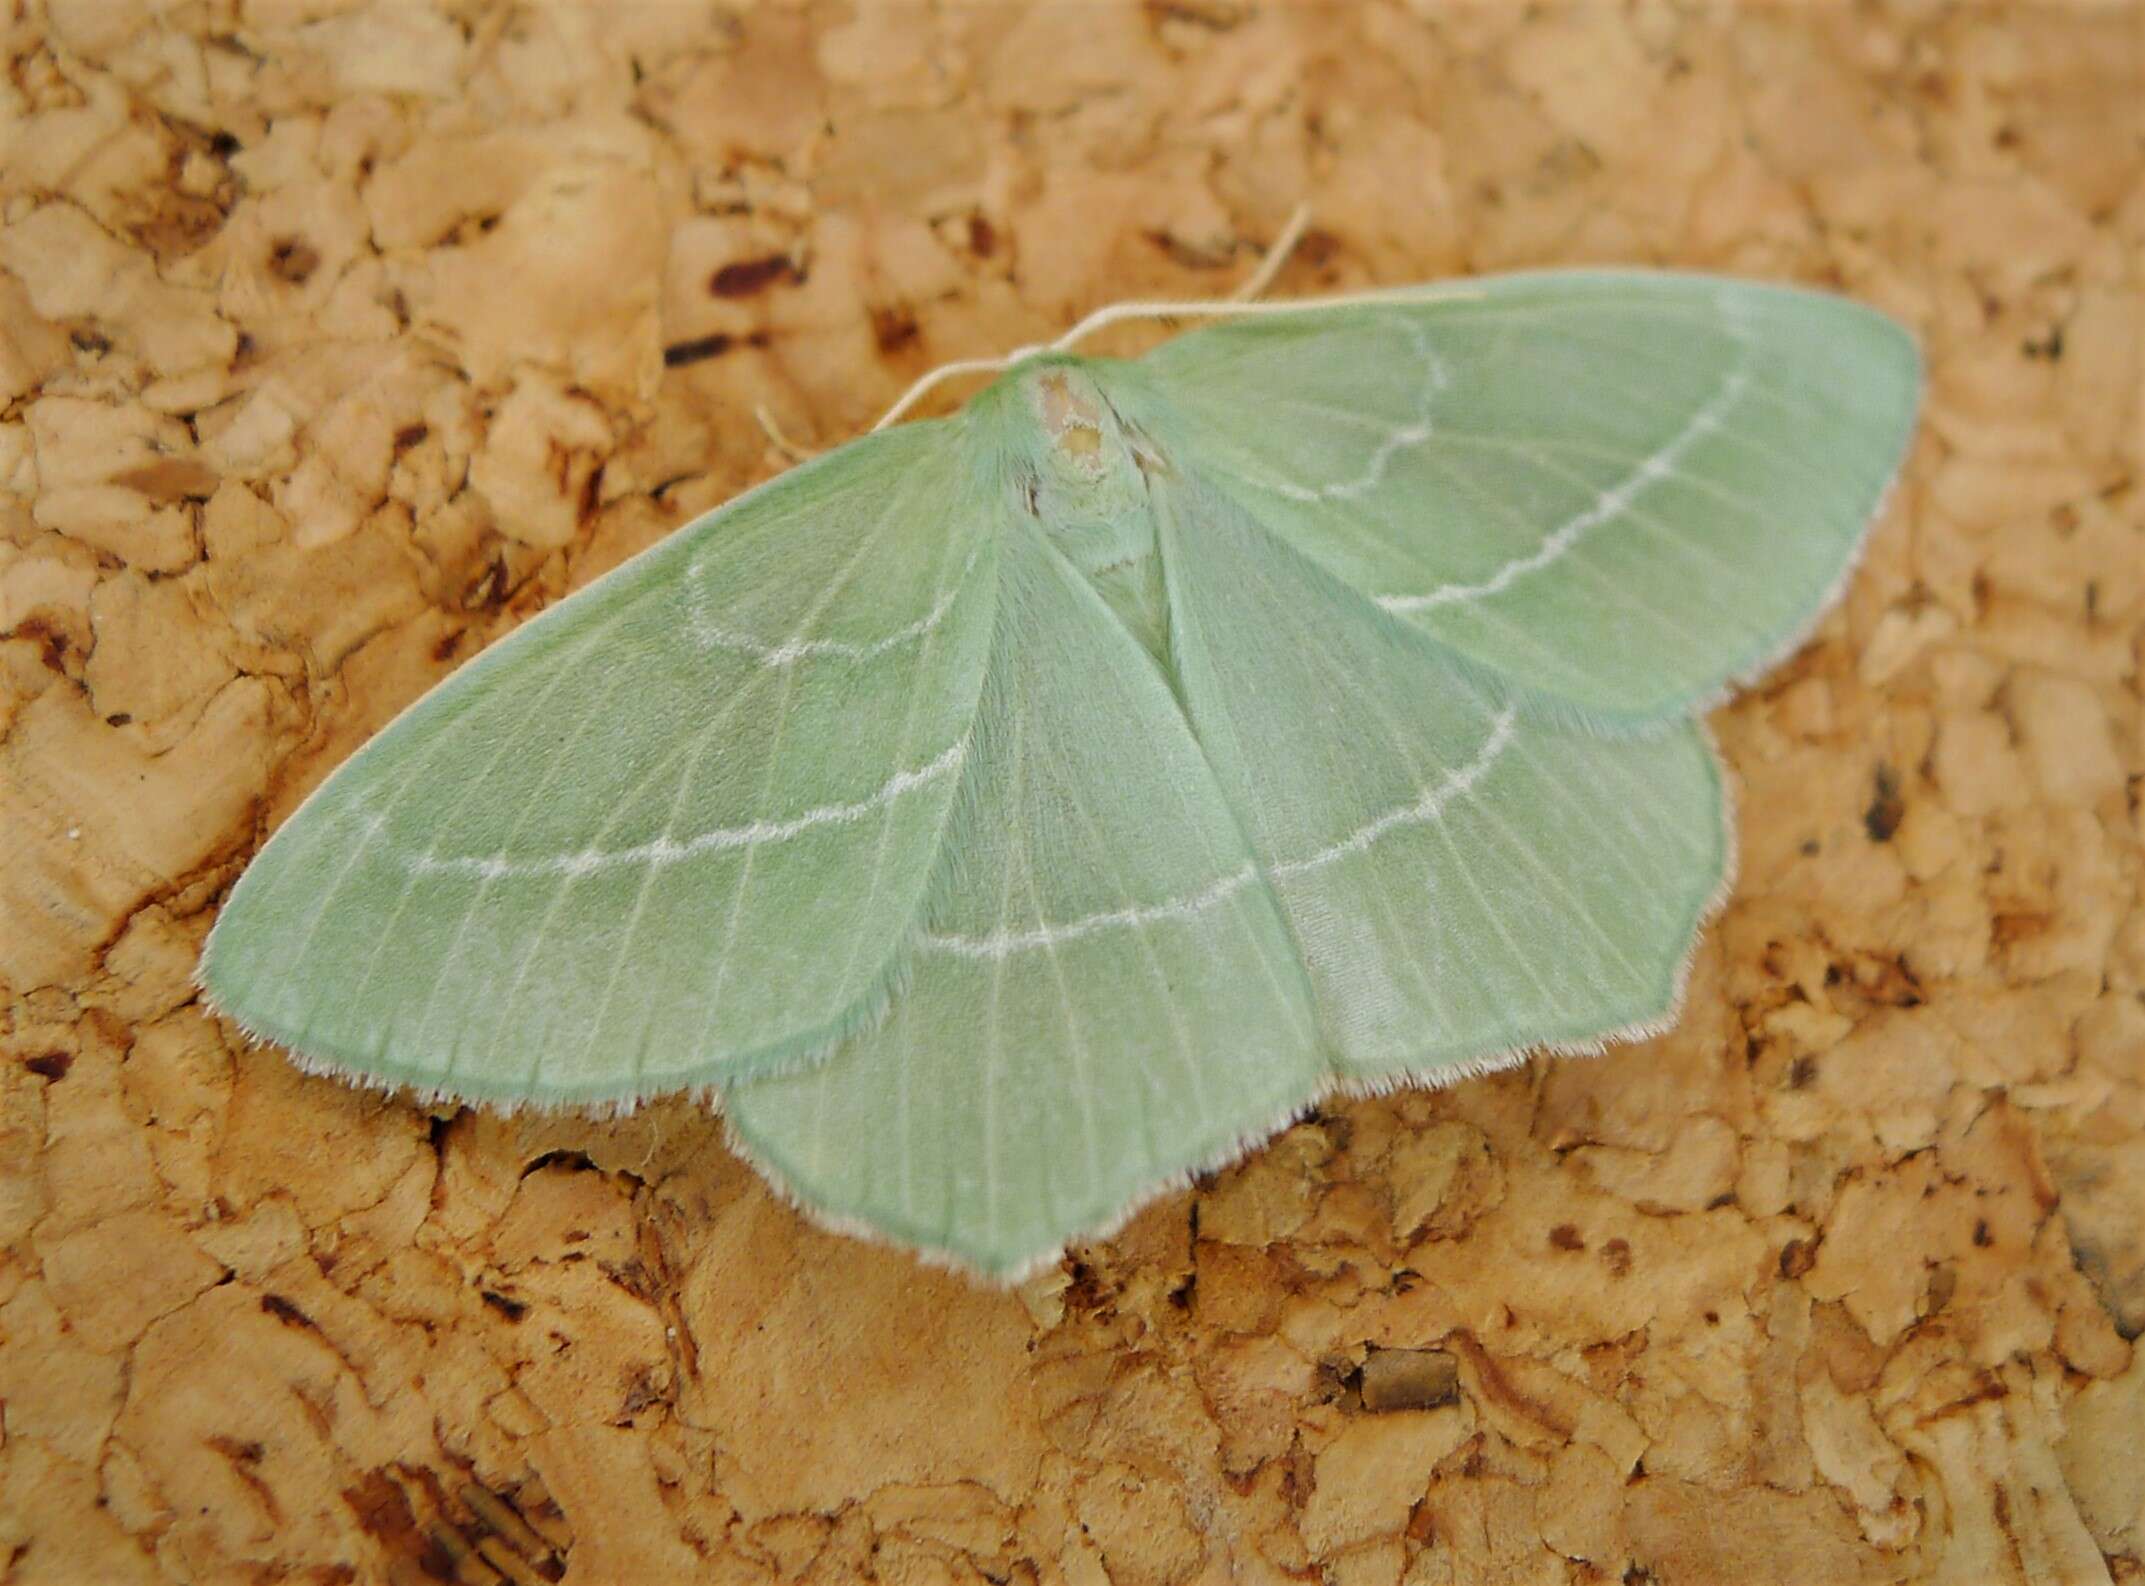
left=194, top=738, right=1744, bottom=1288
left=743, top=727, right=1738, bottom=1285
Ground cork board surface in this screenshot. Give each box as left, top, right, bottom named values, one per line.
left=2, top=3, right=2140, bottom=1582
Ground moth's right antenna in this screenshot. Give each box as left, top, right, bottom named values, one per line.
left=870, top=203, right=1317, bottom=433
left=1228, top=202, right=1313, bottom=305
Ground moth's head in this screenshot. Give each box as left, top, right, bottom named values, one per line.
left=993, top=355, right=1165, bottom=511
left=1025, top=363, right=1120, bottom=470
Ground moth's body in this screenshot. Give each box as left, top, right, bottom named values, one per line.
left=200, top=272, right=1921, bottom=1279
left=1000, top=358, right=1174, bottom=662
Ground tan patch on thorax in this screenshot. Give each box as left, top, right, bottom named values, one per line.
left=1034, top=370, right=1106, bottom=463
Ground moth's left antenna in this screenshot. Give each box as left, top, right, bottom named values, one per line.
left=869, top=203, right=1315, bottom=433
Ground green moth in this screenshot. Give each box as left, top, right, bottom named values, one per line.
left=200, top=271, right=1921, bottom=1279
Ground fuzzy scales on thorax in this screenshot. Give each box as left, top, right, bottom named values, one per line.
left=986, top=357, right=1175, bottom=667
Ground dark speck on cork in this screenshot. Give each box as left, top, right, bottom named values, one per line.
left=709, top=255, right=801, bottom=298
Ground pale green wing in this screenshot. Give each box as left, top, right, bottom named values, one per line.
left=1115, top=270, right=1920, bottom=726
left=725, top=523, right=1325, bottom=1278
left=1153, top=473, right=1729, bottom=1083
left=199, top=418, right=996, bottom=1106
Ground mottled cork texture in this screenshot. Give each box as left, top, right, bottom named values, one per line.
left=1, top=4, right=2140, bottom=1584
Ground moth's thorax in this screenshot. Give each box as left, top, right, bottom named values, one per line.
left=1011, top=361, right=1163, bottom=579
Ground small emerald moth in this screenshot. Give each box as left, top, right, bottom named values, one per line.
left=201, top=269, right=1921, bottom=1279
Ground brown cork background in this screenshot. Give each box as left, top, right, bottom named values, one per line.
left=2, top=3, right=2140, bottom=1583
